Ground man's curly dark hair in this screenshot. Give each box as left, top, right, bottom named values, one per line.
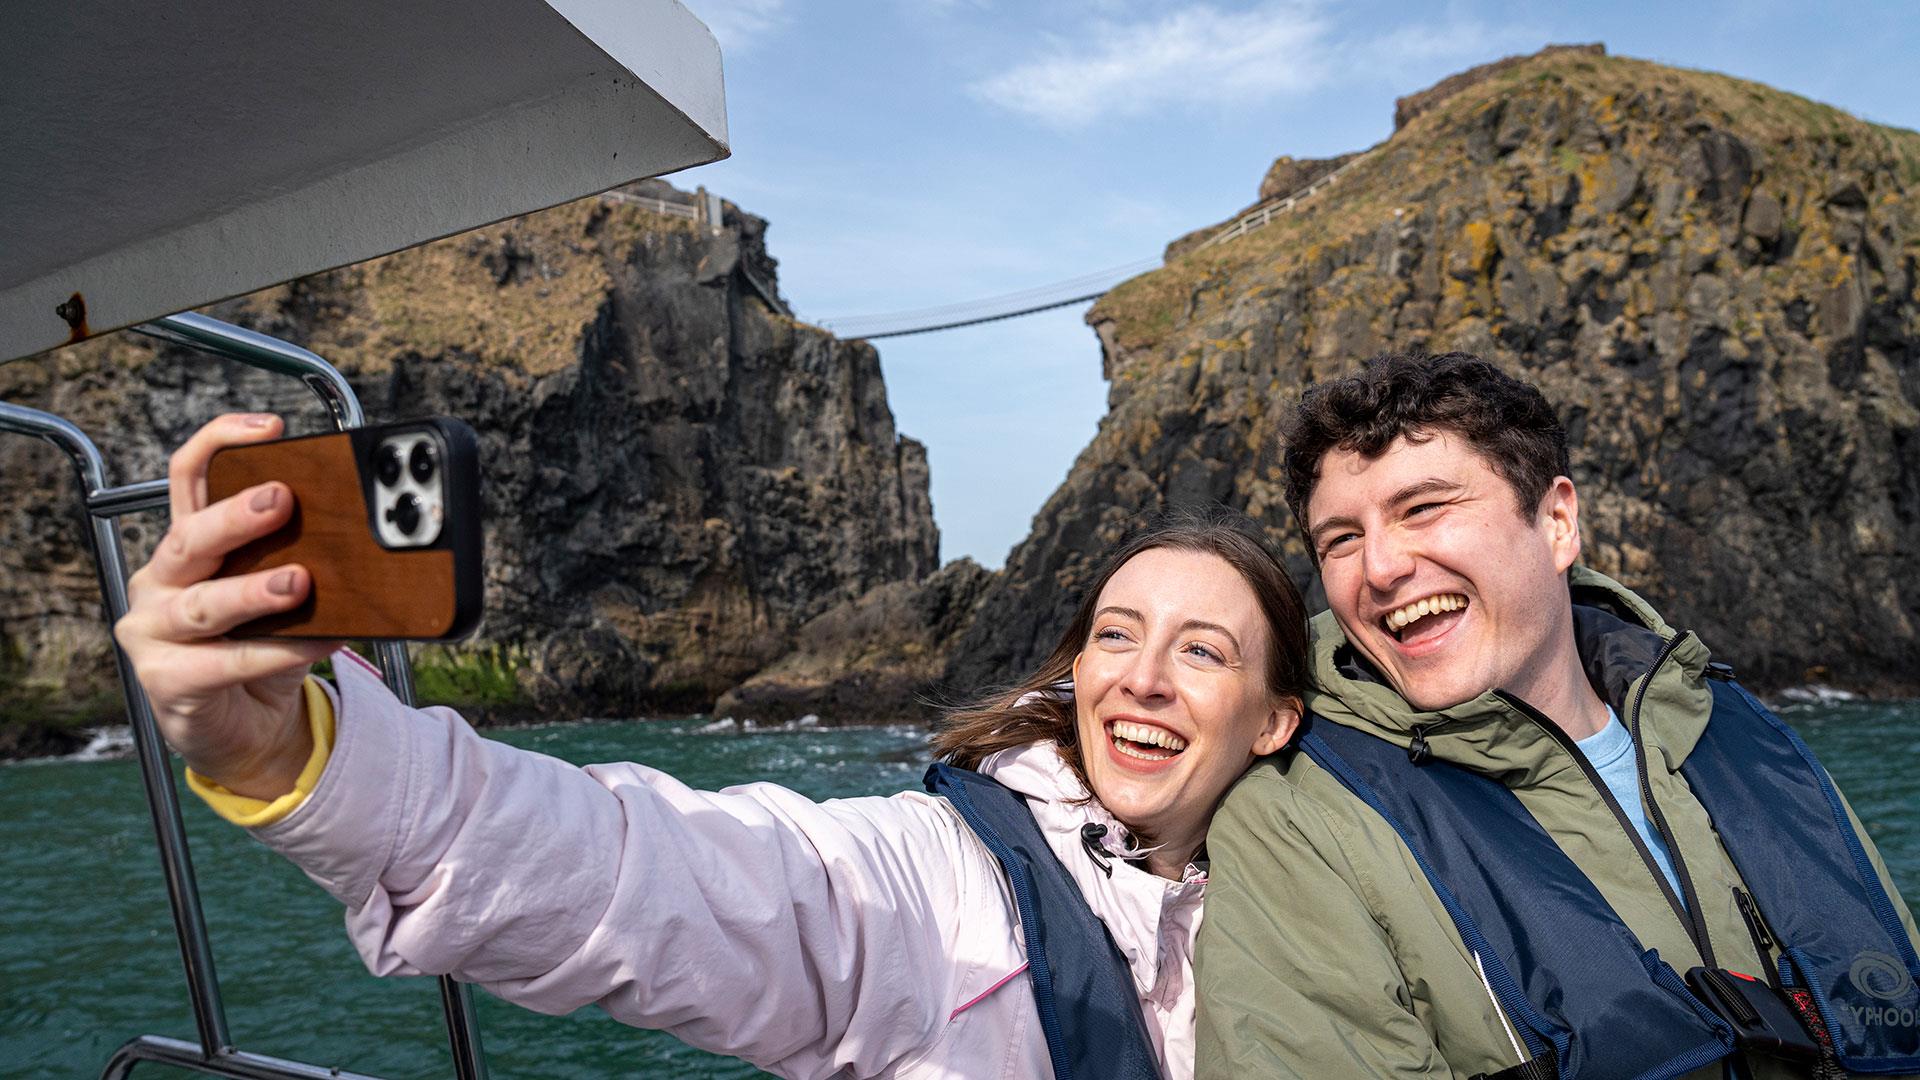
left=1282, top=352, right=1570, bottom=547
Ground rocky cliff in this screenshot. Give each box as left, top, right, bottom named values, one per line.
left=9, top=47, right=1915, bottom=754
left=0, top=180, right=938, bottom=750
left=948, top=46, right=1920, bottom=697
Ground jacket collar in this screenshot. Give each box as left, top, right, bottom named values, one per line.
left=1303, top=566, right=1718, bottom=786
left=975, top=741, right=1206, bottom=997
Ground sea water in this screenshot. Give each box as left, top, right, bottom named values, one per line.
left=2, top=702, right=1916, bottom=1079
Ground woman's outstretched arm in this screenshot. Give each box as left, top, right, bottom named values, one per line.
left=116, top=416, right=989, bottom=1079
left=259, top=655, right=981, bottom=1079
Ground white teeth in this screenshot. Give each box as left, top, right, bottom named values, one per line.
left=1109, top=720, right=1188, bottom=752
left=1114, top=739, right=1173, bottom=761
left=1383, top=594, right=1467, bottom=634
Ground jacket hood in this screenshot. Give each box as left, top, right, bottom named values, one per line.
left=1304, top=566, right=1718, bottom=786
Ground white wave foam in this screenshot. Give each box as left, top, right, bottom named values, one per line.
left=1777, top=685, right=1860, bottom=705
left=65, top=726, right=136, bottom=762
left=691, top=713, right=829, bottom=735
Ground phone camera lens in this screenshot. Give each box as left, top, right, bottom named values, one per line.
left=410, top=442, right=437, bottom=483
left=386, top=493, right=422, bottom=535
left=376, top=445, right=402, bottom=486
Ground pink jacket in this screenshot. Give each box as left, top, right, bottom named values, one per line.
left=252, top=650, right=1207, bottom=1079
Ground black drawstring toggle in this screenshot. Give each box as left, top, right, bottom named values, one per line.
left=1081, top=823, right=1115, bottom=878
left=1407, top=725, right=1434, bottom=765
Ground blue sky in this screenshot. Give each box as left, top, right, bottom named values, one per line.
left=673, top=0, right=1920, bottom=569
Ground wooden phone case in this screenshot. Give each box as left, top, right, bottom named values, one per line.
left=204, top=418, right=483, bottom=640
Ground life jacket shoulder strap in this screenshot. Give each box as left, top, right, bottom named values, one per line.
left=923, top=762, right=1160, bottom=1080
left=1302, top=718, right=1733, bottom=1080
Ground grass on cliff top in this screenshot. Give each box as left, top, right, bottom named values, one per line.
left=232, top=197, right=703, bottom=379
left=1097, top=47, right=1920, bottom=357
left=1486, top=51, right=1920, bottom=165
left=1096, top=140, right=1406, bottom=354
left=16, top=195, right=710, bottom=381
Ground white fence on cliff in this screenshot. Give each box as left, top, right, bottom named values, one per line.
left=1193, top=149, right=1376, bottom=252
left=600, top=189, right=701, bottom=221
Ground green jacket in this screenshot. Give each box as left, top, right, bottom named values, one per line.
left=1195, top=567, right=1918, bottom=1078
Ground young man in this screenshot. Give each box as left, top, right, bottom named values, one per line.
left=1195, top=353, right=1920, bottom=1079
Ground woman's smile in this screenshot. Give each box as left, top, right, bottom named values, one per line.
left=1104, top=716, right=1189, bottom=768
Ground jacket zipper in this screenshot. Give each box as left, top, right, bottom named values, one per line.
left=1625, top=630, right=1719, bottom=969
left=1732, top=886, right=1782, bottom=990
left=1494, top=671, right=1716, bottom=968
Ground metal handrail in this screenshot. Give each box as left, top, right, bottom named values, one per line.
left=0, top=312, right=488, bottom=1080
left=100, top=1035, right=385, bottom=1080
left=0, top=399, right=233, bottom=1057
left=134, top=312, right=364, bottom=429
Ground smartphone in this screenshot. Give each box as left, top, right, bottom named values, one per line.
left=203, top=417, right=483, bottom=641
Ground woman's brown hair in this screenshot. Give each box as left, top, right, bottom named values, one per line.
left=933, top=507, right=1309, bottom=793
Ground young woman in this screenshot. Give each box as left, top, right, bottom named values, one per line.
left=115, top=413, right=1310, bottom=1080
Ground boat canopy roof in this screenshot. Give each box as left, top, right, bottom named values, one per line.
left=1, top=0, right=728, bottom=362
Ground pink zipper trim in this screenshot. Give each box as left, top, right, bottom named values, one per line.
left=339, top=648, right=385, bottom=680
left=949, top=962, right=1029, bottom=1021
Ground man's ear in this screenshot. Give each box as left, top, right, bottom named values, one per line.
left=1541, top=476, right=1582, bottom=574
left=1253, top=698, right=1304, bottom=756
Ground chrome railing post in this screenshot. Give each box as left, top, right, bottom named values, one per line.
left=0, top=403, right=233, bottom=1059
left=134, top=312, right=364, bottom=430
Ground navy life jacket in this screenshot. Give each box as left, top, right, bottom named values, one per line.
left=923, top=762, right=1161, bottom=1080
left=1302, top=678, right=1920, bottom=1078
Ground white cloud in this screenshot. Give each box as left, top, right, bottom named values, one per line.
left=971, top=3, right=1334, bottom=128
left=682, top=0, right=790, bottom=55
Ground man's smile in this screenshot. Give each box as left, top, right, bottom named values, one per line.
left=1380, top=592, right=1469, bottom=641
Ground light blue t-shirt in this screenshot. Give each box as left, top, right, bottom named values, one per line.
left=1576, top=706, right=1683, bottom=900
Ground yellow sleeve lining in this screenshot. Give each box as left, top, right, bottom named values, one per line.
left=185, top=676, right=336, bottom=827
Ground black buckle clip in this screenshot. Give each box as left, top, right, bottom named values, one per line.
left=1685, top=966, right=1819, bottom=1062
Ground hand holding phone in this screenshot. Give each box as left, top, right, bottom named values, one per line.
left=204, top=417, right=483, bottom=641
left=115, top=413, right=340, bottom=798
left=115, top=413, right=486, bottom=798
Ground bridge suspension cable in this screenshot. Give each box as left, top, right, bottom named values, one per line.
left=817, top=257, right=1161, bottom=340
left=811, top=147, right=1380, bottom=341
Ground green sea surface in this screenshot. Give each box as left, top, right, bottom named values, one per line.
left=2, top=702, right=1917, bottom=1079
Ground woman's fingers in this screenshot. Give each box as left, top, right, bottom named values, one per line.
left=210, top=636, right=343, bottom=689
left=161, top=563, right=312, bottom=641
left=114, top=562, right=313, bottom=675
left=143, top=480, right=295, bottom=590
left=167, top=413, right=284, bottom=522
left=137, top=636, right=340, bottom=710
